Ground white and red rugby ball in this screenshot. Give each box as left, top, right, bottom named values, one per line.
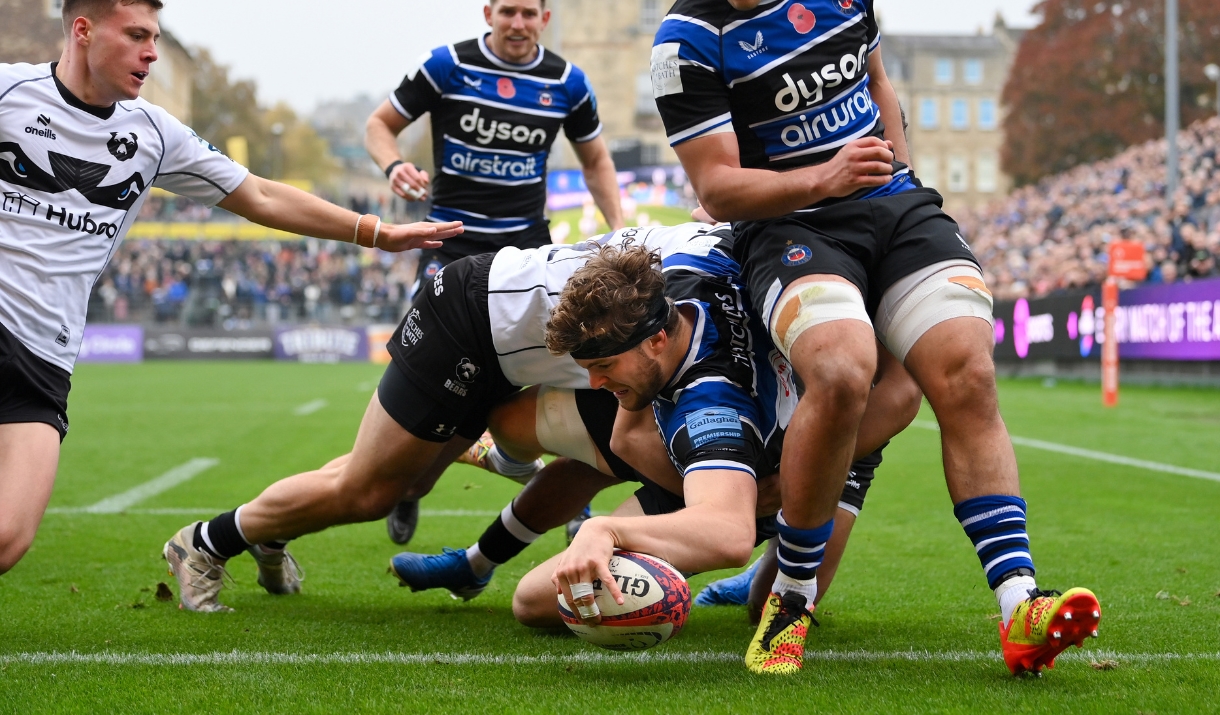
left=558, top=550, right=691, bottom=651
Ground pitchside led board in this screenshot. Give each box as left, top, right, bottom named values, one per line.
left=993, top=277, right=1220, bottom=362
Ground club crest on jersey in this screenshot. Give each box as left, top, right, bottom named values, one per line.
left=456, top=358, right=481, bottom=384
left=497, top=77, right=516, bottom=100
left=837, top=0, right=857, bottom=13
left=782, top=244, right=812, bottom=267
left=538, top=91, right=554, bottom=107
left=788, top=4, right=816, bottom=34
left=107, top=132, right=138, bottom=162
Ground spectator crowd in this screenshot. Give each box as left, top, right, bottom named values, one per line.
left=961, top=116, right=1220, bottom=300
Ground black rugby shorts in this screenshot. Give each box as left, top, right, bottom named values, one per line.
left=0, top=321, right=71, bottom=441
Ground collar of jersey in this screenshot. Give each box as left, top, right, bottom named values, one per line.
left=477, top=33, right=547, bottom=72
left=663, top=300, right=707, bottom=393
left=49, top=62, right=116, bottom=121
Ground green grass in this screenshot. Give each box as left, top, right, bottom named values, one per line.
left=1, top=364, right=1218, bottom=713
left=548, top=205, right=695, bottom=242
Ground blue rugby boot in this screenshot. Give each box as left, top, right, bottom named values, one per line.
left=390, top=548, right=492, bottom=601
left=695, top=558, right=761, bottom=607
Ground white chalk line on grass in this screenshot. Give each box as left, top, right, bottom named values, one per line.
left=50, top=459, right=221, bottom=515
left=46, top=507, right=500, bottom=517
left=2, top=650, right=1216, bottom=667
left=912, top=421, right=1220, bottom=483
left=293, top=399, right=328, bottom=416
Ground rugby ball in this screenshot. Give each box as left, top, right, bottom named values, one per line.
left=558, top=550, right=691, bottom=651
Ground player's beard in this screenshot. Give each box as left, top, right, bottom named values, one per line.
left=617, top=354, right=667, bottom=412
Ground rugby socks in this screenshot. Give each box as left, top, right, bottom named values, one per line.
left=486, top=445, right=540, bottom=479
left=771, top=511, right=835, bottom=611
left=194, top=508, right=250, bottom=561
left=466, top=501, right=543, bottom=578
left=954, top=495, right=1038, bottom=626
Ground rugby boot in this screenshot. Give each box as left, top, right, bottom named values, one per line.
left=458, top=431, right=544, bottom=485
left=163, top=523, right=234, bottom=613
left=1000, top=587, right=1101, bottom=675
left=744, top=592, right=815, bottom=675
left=565, top=504, right=593, bottom=545
left=249, top=544, right=304, bottom=595
left=695, top=558, right=761, bottom=607
left=390, top=547, right=492, bottom=601
left=386, top=499, right=420, bottom=545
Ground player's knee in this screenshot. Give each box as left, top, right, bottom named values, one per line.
left=342, top=481, right=402, bottom=523
left=0, top=527, right=33, bottom=575
left=892, top=371, right=924, bottom=426
left=798, top=357, right=874, bottom=416
left=511, top=586, right=553, bottom=628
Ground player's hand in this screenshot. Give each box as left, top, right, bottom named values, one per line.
left=812, top=137, right=895, bottom=199
left=388, top=162, right=431, bottom=201
left=374, top=220, right=463, bottom=252
left=552, top=519, right=623, bottom=625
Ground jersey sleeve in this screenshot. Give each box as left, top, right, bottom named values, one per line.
left=562, top=66, right=603, bottom=143
left=650, top=16, right=733, bottom=147
left=663, top=382, right=766, bottom=480
left=865, top=1, right=881, bottom=51
left=389, top=47, right=452, bottom=121
left=150, top=109, right=249, bottom=207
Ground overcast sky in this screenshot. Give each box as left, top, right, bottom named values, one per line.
left=159, top=0, right=1041, bottom=113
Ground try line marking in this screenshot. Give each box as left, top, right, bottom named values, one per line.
left=1, top=650, right=1216, bottom=666
left=294, top=399, right=328, bottom=416
left=47, top=459, right=220, bottom=515
left=913, top=421, right=1220, bottom=483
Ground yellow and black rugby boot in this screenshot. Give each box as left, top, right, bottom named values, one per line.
left=1000, top=587, right=1101, bottom=675
left=744, top=592, right=814, bottom=675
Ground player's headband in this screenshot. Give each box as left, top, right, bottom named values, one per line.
left=570, top=294, right=673, bottom=361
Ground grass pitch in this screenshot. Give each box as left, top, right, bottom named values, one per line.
left=1, top=363, right=1218, bottom=713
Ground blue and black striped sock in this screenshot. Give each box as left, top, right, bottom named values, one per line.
left=954, top=494, right=1036, bottom=590
left=770, top=511, right=834, bottom=609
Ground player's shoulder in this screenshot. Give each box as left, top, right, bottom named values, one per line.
left=0, top=62, right=53, bottom=95
left=665, top=0, right=733, bottom=26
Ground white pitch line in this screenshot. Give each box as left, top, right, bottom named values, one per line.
left=62, top=459, right=221, bottom=515
left=0, top=650, right=1215, bottom=667
left=293, top=399, right=328, bottom=416
left=912, top=421, right=1220, bottom=483
left=45, top=507, right=500, bottom=517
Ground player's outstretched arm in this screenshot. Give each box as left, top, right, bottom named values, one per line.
left=675, top=132, right=895, bottom=223
left=572, top=136, right=624, bottom=230
left=217, top=175, right=462, bottom=252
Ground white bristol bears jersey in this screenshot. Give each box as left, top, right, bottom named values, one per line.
left=0, top=63, right=248, bottom=373
left=486, top=223, right=733, bottom=389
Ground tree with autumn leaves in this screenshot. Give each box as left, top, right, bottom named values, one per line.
left=1002, top=0, right=1220, bottom=185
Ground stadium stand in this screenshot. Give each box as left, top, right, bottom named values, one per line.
left=962, top=116, right=1220, bottom=300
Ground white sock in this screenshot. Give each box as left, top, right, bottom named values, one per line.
left=465, top=543, right=496, bottom=578
left=996, top=575, right=1038, bottom=627
left=772, top=571, right=819, bottom=611
left=486, top=445, right=540, bottom=478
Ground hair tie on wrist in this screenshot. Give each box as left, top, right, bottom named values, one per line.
left=384, top=160, right=404, bottom=179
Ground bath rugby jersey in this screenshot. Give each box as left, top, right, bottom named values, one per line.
left=391, top=35, right=603, bottom=235
left=650, top=0, right=911, bottom=200
left=0, top=63, right=248, bottom=373
left=485, top=222, right=794, bottom=479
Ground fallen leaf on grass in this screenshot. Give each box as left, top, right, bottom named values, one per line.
left=1178, top=597, right=1191, bottom=607
left=1090, top=660, right=1119, bottom=670
left=1177, top=567, right=1188, bottom=574
left=69, top=584, right=78, bottom=594
left=1155, top=590, right=1170, bottom=600
left=988, top=613, right=1002, bottom=621
left=155, top=583, right=173, bottom=602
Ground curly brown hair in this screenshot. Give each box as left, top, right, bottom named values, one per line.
left=545, top=243, right=675, bottom=356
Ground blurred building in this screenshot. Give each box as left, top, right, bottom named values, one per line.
left=885, top=17, right=1023, bottom=215
left=0, top=0, right=195, bottom=124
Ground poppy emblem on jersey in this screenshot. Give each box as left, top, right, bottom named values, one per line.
left=782, top=244, right=813, bottom=267
left=107, top=132, right=139, bottom=162
left=497, top=78, right=516, bottom=100
left=456, top=358, right=481, bottom=384
left=539, top=91, right=554, bottom=107
left=788, top=4, right=816, bottom=34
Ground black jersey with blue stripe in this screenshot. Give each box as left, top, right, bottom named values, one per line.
left=651, top=0, right=888, bottom=173
left=656, top=233, right=787, bottom=480
left=392, top=36, right=602, bottom=234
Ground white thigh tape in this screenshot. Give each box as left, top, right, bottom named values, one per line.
left=769, top=282, right=872, bottom=360
left=534, top=387, right=600, bottom=468
left=875, top=261, right=994, bottom=362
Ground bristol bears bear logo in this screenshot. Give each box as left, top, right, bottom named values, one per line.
left=456, top=358, right=481, bottom=384
left=107, top=132, right=139, bottom=161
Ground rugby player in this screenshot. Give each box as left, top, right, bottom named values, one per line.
left=365, top=0, right=625, bottom=544
left=650, top=0, right=1100, bottom=675
left=0, top=0, right=461, bottom=577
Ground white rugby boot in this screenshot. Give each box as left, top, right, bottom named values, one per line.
left=249, top=544, right=304, bottom=595
left=163, top=522, right=234, bottom=613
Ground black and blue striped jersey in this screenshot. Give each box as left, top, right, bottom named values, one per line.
left=391, top=35, right=602, bottom=235
left=656, top=231, right=793, bottom=480
left=650, top=0, right=888, bottom=173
